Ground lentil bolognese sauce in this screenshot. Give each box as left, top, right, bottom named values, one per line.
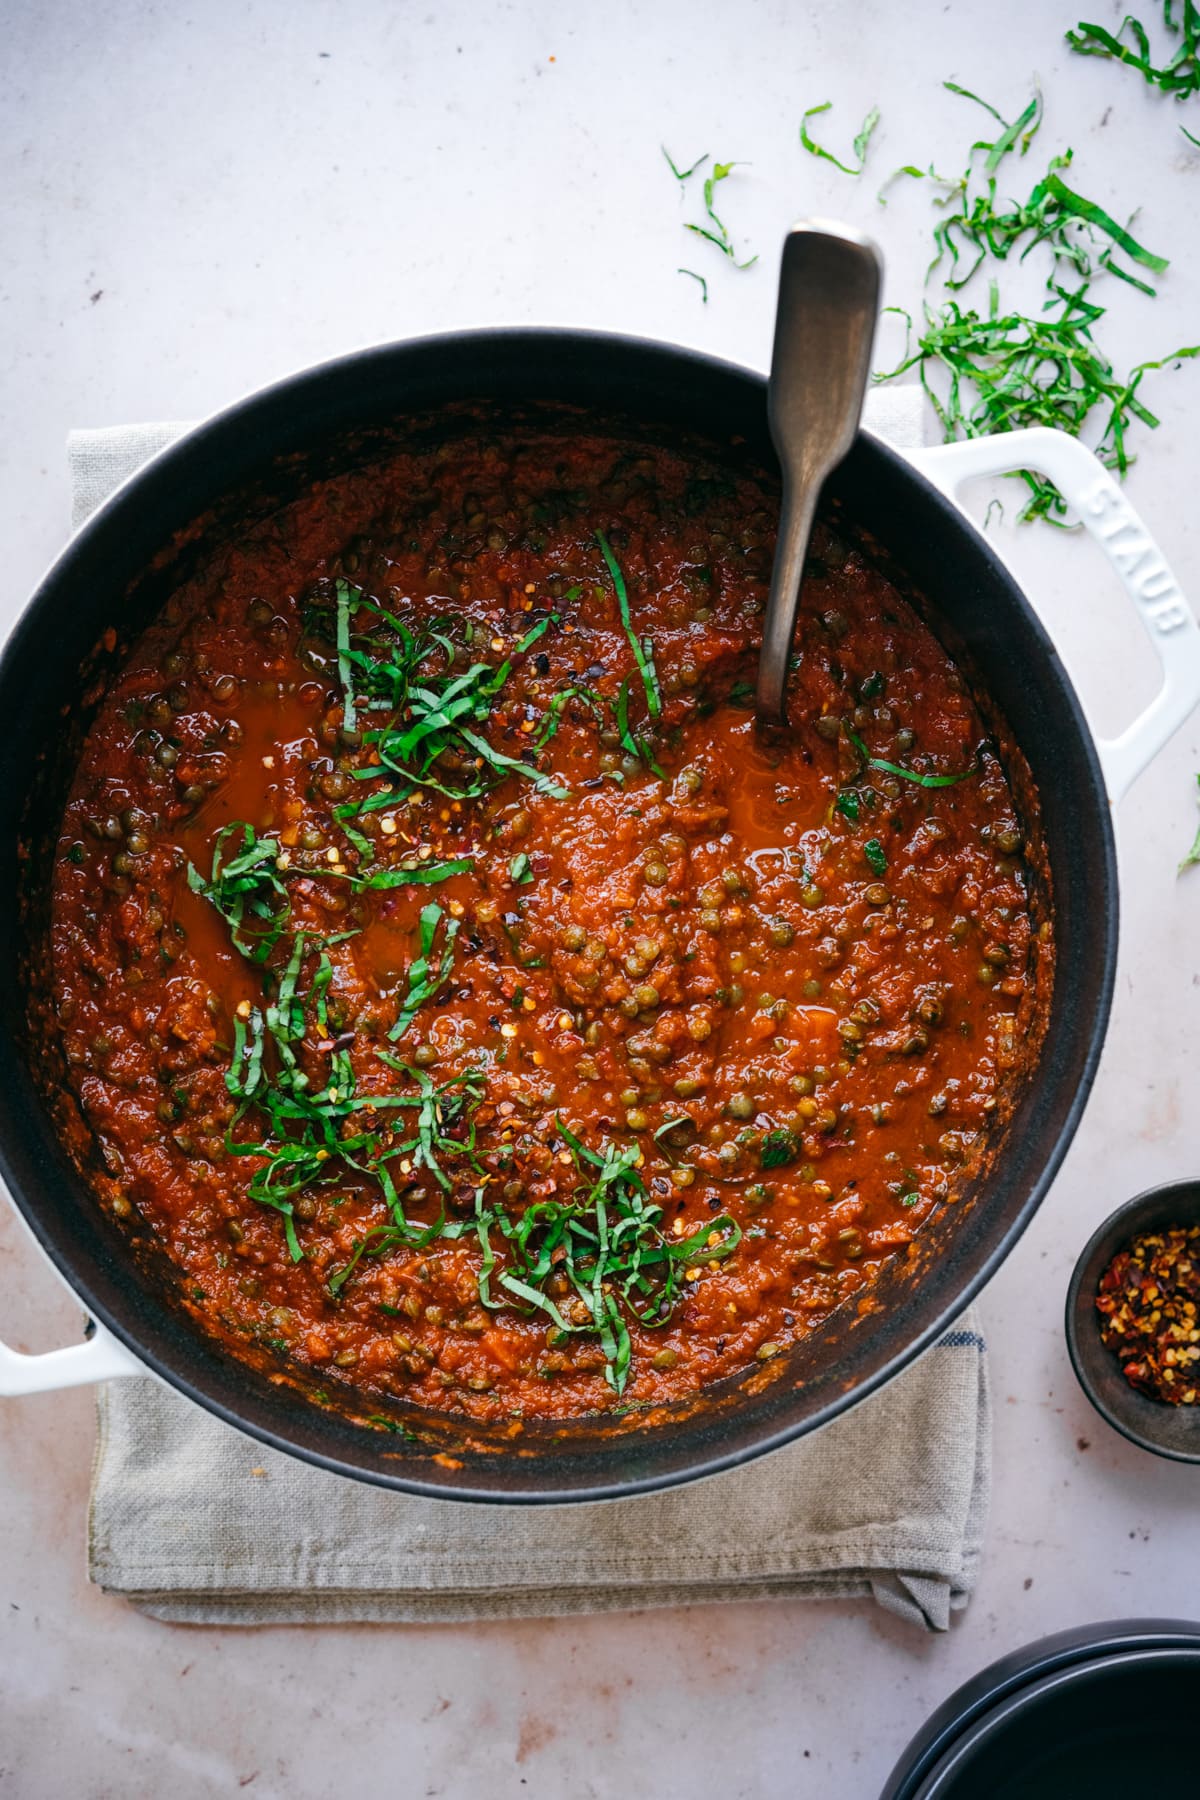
left=48, top=420, right=1051, bottom=1425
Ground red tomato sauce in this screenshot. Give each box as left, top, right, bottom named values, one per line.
left=48, top=425, right=1051, bottom=1423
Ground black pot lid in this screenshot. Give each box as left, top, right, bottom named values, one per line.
left=880, top=1618, right=1200, bottom=1799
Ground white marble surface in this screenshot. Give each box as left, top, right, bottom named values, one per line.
left=3, top=1, right=1200, bottom=1792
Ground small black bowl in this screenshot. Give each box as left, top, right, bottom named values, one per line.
left=880, top=1619, right=1200, bottom=1798
left=1065, top=1178, right=1200, bottom=1463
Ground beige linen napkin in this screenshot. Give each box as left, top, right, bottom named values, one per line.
left=76, top=390, right=991, bottom=1633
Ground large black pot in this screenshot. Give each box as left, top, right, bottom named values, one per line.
left=0, top=329, right=1176, bottom=1500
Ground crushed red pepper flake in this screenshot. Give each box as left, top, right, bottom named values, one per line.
left=1096, top=1225, right=1200, bottom=1404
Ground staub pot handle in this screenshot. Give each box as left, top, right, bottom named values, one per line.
left=0, top=1203, right=143, bottom=1393
left=907, top=425, right=1200, bottom=805
left=0, top=1320, right=142, bottom=1394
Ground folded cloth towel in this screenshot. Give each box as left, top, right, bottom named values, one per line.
left=90, top=1324, right=988, bottom=1629
left=76, top=387, right=991, bottom=1632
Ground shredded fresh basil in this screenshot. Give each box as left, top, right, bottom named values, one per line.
left=335, top=577, right=357, bottom=733
left=342, top=857, right=472, bottom=891
left=1067, top=5, right=1200, bottom=108
left=652, top=1114, right=696, bottom=1164
left=670, top=154, right=757, bottom=270
left=848, top=729, right=977, bottom=788
left=800, top=100, right=881, bottom=175
left=328, top=1117, right=742, bottom=1396
left=615, top=673, right=665, bottom=777
left=186, top=824, right=288, bottom=963
left=760, top=1127, right=801, bottom=1169
left=318, top=587, right=568, bottom=821
left=596, top=531, right=661, bottom=730
left=1179, top=772, right=1200, bottom=871
left=389, top=901, right=459, bottom=1041
left=873, top=81, right=1199, bottom=520
left=223, top=933, right=482, bottom=1265
left=864, top=838, right=888, bottom=876
left=662, top=145, right=709, bottom=185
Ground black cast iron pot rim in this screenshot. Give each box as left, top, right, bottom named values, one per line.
left=1065, top=1177, right=1200, bottom=1463
left=0, top=325, right=1119, bottom=1502
left=880, top=1617, right=1200, bottom=1798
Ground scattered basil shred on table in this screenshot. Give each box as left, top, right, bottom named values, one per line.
left=1067, top=3, right=1200, bottom=110
left=871, top=80, right=1200, bottom=520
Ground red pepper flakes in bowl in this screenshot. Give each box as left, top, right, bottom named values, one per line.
left=1096, top=1226, right=1200, bottom=1404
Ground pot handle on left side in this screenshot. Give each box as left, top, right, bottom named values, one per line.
left=906, top=425, right=1200, bottom=805
left=0, top=1318, right=143, bottom=1395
